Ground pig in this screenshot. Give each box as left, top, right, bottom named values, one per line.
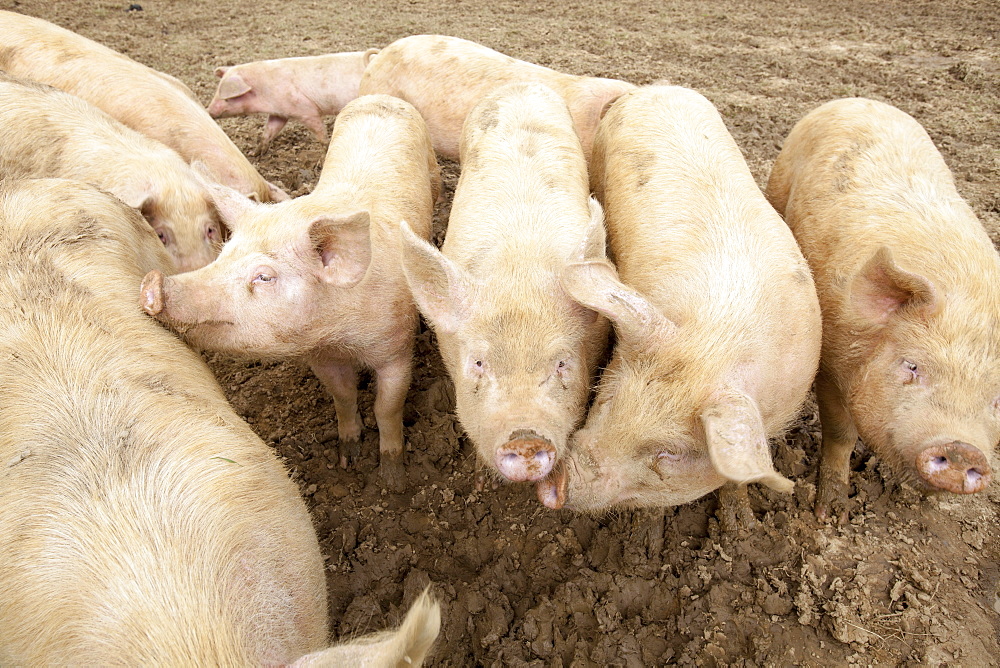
left=0, top=177, right=440, bottom=666
left=0, top=72, right=223, bottom=272
left=0, top=10, right=288, bottom=202
left=208, top=49, right=380, bottom=153
left=398, top=81, right=610, bottom=485
left=765, top=97, right=1000, bottom=519
left=358, top=34, right=635, bottom=163
left=536, top=85, right=822, bottom=524
left=140, top=94, right=440, bottom=491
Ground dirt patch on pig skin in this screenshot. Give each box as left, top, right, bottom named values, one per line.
left=8, top=0, right=999, bottom=665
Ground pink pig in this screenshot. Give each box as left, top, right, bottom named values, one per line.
left=208, top=49, right=379, bottom=153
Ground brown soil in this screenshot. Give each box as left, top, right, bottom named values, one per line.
left=7, top=0, right=999, bottom=665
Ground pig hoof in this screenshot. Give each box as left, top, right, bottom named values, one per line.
left=917, top=441, right=992, bottom=494
left=814, top=477, right=851, bottom=523
left=337, top=437, right=362, bottom=469
left=379, top=457, right=406, bottom=493
left=494, top=431, right=556, bottom=482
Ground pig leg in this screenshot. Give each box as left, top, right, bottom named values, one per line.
left=257, top=115, right=289, bottom=155
left=299, top=113, right=329, bottom=145
left=310, top=358, right=363, bottom=468
left=814, top=373, right=859, bottom=522
left=373, top=355, right=412, bottom=493
left=716, top=482, right=757, bottom=534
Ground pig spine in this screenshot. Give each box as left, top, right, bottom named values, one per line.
left=0, top=10, right=284, bottom=201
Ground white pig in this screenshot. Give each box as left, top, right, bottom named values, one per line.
left=0, top=177, right=439, bottom=666
left=0, top=10, right=288, bottom=202
left=537, top=85, right=822, bottom=519
left=399, top=81, right=609, bottom=484
left=208, top=49, right=380, bottom=152
left=359, top=34, right=635, bottom=163
left=766, top=97, right=1000, bottom=519
left=140, top=95, right=439, bottom=491
left=0, top=72, right=222, bottom=272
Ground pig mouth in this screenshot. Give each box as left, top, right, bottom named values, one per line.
left=536, top=459, right=568, bottom=509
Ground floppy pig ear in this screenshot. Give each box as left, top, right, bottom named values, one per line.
left=850, top=246, right=939, bottom=324
left=572, top=196, right=607, bottom=262
left=214, top=66, right=229, bottom=78
left=701, top=390, right=794, bottom=493
left=199, top=178, right=257, bottom=233
left=217, top=72, right=251, bottom=99
left=560, top=260, right=674, bottom=347
left=310, top=211, right=371, bottom=288
left=398, top=220, right=473, bottom=335
left=109, top=181, right=158, bottom=226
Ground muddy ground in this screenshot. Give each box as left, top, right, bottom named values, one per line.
left=6, top=0, right=999, bottom=665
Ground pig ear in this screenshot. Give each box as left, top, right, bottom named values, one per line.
left=701, top=390, right=794, bottom=493
left=110, top=180, right=156, bottom=214
left=398, top=220, right=473, bottom=335
left=199, top=177, right=257, bottom=233
left=572, top=197, right=607, bottom=261
left=560, top=260, right=673, bottom=347
left=217, top=72, right=251, bottom=99
left=309, top=211, right=371, bottom=288
left=266, top=180, right=291, bottom=202
left=214, top=66, right=229, bottom=78
left=850, top=246, right=939, bottom=324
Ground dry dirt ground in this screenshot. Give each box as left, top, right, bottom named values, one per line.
left=6, top=0, right=999, bottom=665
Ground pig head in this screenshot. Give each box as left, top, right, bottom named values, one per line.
left=538, top=260, right=794, bottom=511
left=398, top=199, right=609, bottom=483
left=828, top=245, right=996, bottom=495
left=140, top=184, right=372, bottom=357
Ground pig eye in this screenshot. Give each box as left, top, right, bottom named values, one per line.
left=156, top=229, right=169, bottom=245
left=252, top=271, right=276, bottom=285
left=900, top=359, right=919, bottom=384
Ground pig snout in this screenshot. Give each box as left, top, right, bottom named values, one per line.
left=536, top=460, right=568, bottom=509
left=495, top=429, right=557, bottom=482
left=140, top=269, right=165, bottom=316
left=916, top=441, right=992, bottom=494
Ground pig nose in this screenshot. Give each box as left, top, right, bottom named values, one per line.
left=494, top=429, right=556, bottom=482
left=140, top=270, right=165, bottom=316
left=916, top=441, right=992, bottom=494
left=536, top=460, right=568, bottom=509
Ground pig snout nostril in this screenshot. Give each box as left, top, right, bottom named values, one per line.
left=916, top=441, right=992, bottom=494
left=494, top=435, right=556, bottom=483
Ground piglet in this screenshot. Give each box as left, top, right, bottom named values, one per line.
left=142, top=95, right=439, bottom=491
left=208, top=49, right=379, bottom=153
left=766, top=97, right=1000, bottom=519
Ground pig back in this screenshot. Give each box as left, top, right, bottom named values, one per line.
left=445, top=81, right=592, bottom=273
left=766, top=97, right=1000, bottom=322
left=0, top=10, right=277, bottom=201
left=314, top=93, right=440, bottom=248
left=0, top=179, right=327, bottom=664
left=592, top=85, right=821, bottom=427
